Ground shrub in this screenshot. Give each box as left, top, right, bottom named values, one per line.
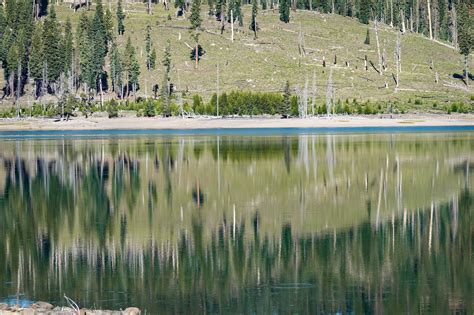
left=107, top=99, right=119, bottom=118
left=144, top=100, right=156, bottom=117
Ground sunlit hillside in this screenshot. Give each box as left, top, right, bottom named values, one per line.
left=1, top=3, right=473, bottom=109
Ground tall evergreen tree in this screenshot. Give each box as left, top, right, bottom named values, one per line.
left=43, top=5, right=63, bottom=84
left=279, top=0, right=290, bottom=23
left=161, top=40, right=172, bottom=116
left=77, top=11, right=94, bottom=93
left=457, top=3, right=473, bottom=86
left=0, top=7, right=6, bottom=40
left=104, top=8, right=114, bottom=42
left=110, top=38, right=123, bottom=96
left=150, top=48, right=157, bottom=69
left=124, top=37, right=140, bottom=94
left=250, top=0, right=258, bottom=39
left=358, top=0, right=370, bottom=24
left=190, top=0, right=202, bottom=29
left=145, top=24, right=153, bottom=69
left=117, top=0, right=125, bottom=35
left=90, top=0, right=108, bottom=91
left=29, top=22, right=44, bottom=98
left=62, top=18, right=74, bottom=75
left=208, top=0, right=215, bottom=16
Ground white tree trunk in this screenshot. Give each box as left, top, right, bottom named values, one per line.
left=374, top=20, right=383, bottom=76
left=427, top=0, right=433, bottom=40
left=231, top=10, right=234, bottom=42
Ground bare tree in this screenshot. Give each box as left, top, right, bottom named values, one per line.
left=390, top=0, right=394, bottom=27
left=216, top=63, right=220, bottom=116
left=374, top=20, right=383, bottom=75
left=311, top=69, right=316, bottom=116
left=400, top=9, right=406, bottom=33
left=451, top=5, right=458, bottom=48
left=427, top=0, right=433, bottom=39
left=326, top=68, right=333, bottom=116
left=394, top=31, right=401, bottom=87
left=16, top=63, right=21, bottom=116
left=296, top=77, right=308, bottom=118
left=231, top=10, right=234, bottom=42
left=298, top=25, right=306, bottom=58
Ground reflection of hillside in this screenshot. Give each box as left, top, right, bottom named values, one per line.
left=0, top=133, right=472, bottom=312
left=0, top=186, right=471, bottom=313
left=0, top=134, right=472, bottom=251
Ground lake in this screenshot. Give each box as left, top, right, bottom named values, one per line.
left=0, top=129, right=472, bottom=313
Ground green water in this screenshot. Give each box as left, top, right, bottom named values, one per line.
left=0, top=132, right=472, bottom=313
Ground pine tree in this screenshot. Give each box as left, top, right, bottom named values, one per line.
left=29, top=22, right=44, bottom=97
left=150, top=48, right=157, bottom=69
left=457, top=3, right=473, bottom=86
left=110, top=38, right=123, bottom=96
left=281, top=80, right=291, bottom=117
left=190, top=0, right=202, bottom=30
left=250, top=0, right=258, bottom=39
left=364, top=27, right=370, bottom=44
left=175, top=0, right=186, bottom=11
left=235, top=0, right=243, bottom=26
left=43, top=5, right=63, bottom=84
left=161, top=40, right=172, bottom=116
left=117, top=0, right=125, bottom=35
left=358, top=0, right=370, bottom=24
left=63, top=18, right=74, bottom=74
left=77, top=11, right=94, bottom=93
left=6, top=43, right=19, bottom=96
left=145, top=24, right=153, bottom=69
left=279, top=0, right=290, bottom=23
left=208, top=0, right=215, bottom=16
left=0, top=7, right=5, bottom=40
left=124, top=37, right=140, bottom=94
left=104, top=8, right=114, bottom=42
left=90, top=0, right=108, bottom=91
left=227, top=0, right=236, bottom=23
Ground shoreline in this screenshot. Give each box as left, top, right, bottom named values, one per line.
left=0, top=114, right=473, bottom=132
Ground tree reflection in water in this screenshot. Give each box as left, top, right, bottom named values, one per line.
left=0, top=133, right=472, bottom=313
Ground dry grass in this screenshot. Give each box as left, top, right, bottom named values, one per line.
left=1, top=3, right=473, bottom=108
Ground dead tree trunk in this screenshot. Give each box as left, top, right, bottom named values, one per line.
left=451, top=6, right=458, bottom=48
left=427, top=0, right=433, bottom=39
left=311, top=69, right=316, bottom=116
left=326, top=68, right=333, bottom=116
left=374, top=20, right=383, bottom=75
left=395, top=31, right=401, bottom=87
left=390, top=0, right=393, bottom=27
left=400, top=9, right=406, bottom=33
left=465, top=55, right=469, bottom=87
left=231, top=10, right=234, bottom=41
left=16, top=63, right=21, bottom=116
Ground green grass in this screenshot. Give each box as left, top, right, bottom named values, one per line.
left=1, top=3, right=473, bottom=110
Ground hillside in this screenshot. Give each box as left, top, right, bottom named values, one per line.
left=1, top=2, right=473, bottom=111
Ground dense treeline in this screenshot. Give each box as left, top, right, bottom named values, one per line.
left=0, top=0, right=472, bottom=117
left=1, top=90, right=472, bottom=118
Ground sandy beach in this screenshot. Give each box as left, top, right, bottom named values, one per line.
left=0, top=114, right=473, bottom=131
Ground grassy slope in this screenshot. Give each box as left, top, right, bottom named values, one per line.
left=1, top=3, right=473, bottom=109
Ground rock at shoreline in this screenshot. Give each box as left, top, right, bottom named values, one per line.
left=0, top=304, right=141, bottom=315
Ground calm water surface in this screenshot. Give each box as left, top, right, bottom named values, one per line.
left=0, top=131, right=473, bottom=313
